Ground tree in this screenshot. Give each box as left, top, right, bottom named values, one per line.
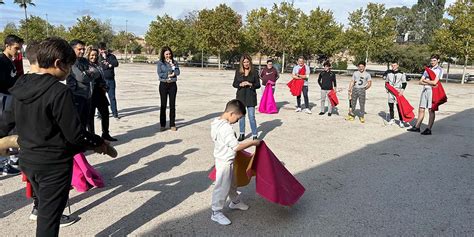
left=111, top=30, right=135, bottom=53
left=386, top=6, right=416, bottom=41
left=346, top=3, right=396, bottom=64
left=196, top=4, right=242, bottom=69
left=145, top=15, right=187, bottom=58
left=259, top=2, right=301, bottom=72
left=18, top=15, right=52, bottom=42
left=412, top=0, right=446, bottom=44
left=244, top=7, right=269, bottom=68
left=51, top=25, right=70, bottom=40
left=69, top=15, right=102, bottom=46
left=97, top=19, right=114, bottom=46
left=14, top=0, right=36, bottom=43
left=433, top=0, right=473, bottom=84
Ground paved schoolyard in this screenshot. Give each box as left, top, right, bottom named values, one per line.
left=1, top=63, right=473, bottom=236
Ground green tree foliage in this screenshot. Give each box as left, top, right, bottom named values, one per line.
left=69, top=15, right=113, bottom=46
left=385, top=6, right=416, bottom=38
left=18, top=15, right=51, bottom=42
left=111, top=30, right=134, bottom=53
left=412, top=0, right=446, bottom=44
left=346, top=3, right=396, bottom=64
left=14, top=0, right=35, bottom=43
left=145, top=14, right=188, bottom=57
left=196, top=4, right=242, bottom=68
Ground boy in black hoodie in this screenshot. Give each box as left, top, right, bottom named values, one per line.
left=0, top=37, right=110, bottom=237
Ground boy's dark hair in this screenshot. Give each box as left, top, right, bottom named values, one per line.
left=358, top=61, right=366, bottom=67
left=430, top=54, right=440, bottom=60
left=298, top=56, right=305, bottom=60
left=160, top=46, right=173, bottom=63
left=267, top=59, right=273, bottom=64
left=323, top=61, right=331, bottom=67
left=98, top=42, right=107, bottom=50
left=69, top=39, right=85, bottom=48
left=37, top=37, right=76, bottom=69
left=4, top=34, right=24, bottom=46
left=25, top=41, right=40, bottom=64
left=225, top=99, right=246, bottom=116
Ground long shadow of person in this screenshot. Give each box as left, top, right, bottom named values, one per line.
left=258, top=119, right=283, bottom=139
left=96, top=167, right=213, bottom=236
left=69, top=139, right=183, bottom=207
left=176, top=112, right=221, bottom=129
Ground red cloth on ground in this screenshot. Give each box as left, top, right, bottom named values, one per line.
left=258, top=82, right=278, bottom=114
left=424, top=66, right=447, bottom=111
left=385, top=83, right=415, bottom=122
left=71, top=153, right=105, bottom=192
left=209, top=142, right=305, bottom=206
left=287, top=66, right=306, bottom=96
left=328, top=89, right=339, bottom=107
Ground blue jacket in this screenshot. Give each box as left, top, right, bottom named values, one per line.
left=157, top=60, right=180, bottom=82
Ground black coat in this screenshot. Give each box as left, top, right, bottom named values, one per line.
left=232, top=69, right=261, bottom=107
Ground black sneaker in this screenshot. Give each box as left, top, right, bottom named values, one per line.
left=29, top=207, right=38, bottom=221
left=2, top=164, right=20, bottom=176
left=318, top=112, right=325, bottom=115
left=238, top=134, right=245, bottom=142
left=102, top=133, right=118, bottom=142
left=407, top=127, right=420, bottom=132
left=252, top=136, right=258, bottom=140
left=421, top=128, right=432, bottom=135
left=328, top=113, right=332, bottom=117
left=113, top=115, right=120, bottom=120
left=60, top=215, right=78, bottom=228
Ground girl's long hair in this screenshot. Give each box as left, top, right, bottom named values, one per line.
left=160, top=46, right=174, bottom=63
left=239, top=54, right=253, bottom=75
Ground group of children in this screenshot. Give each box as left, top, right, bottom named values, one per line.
left=211, top=53, right=445, bottom=225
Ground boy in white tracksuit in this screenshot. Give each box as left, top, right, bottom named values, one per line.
left=210, top=99, right=260, bottom=225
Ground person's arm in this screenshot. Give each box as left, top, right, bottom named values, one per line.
left=157, top=61, right=169, bottom=80
left=332, top=73, right=337, bottom=90
left=0, top=106, right=16, bottom=138
left=317, top=73, right=323, bottom=87
left=222, top=127, right=260, bottom=153
left=349, top=73, right=356, bottom=92
left=108, top=54, right=119, bottom=68
left=275, top=68, right=280, bottom=80
left=304, top=65, right=310, bottom=80
left=234, top=139, right=260, bottom=152
left=252, top=72, right=261, bottom=89
left=73, top=59, right=94, bottom=84
left=365, top=74, right=372, bottom=90
left=52, top=88, right=104, bottom=148
left=424, top=69, right=442, bottom=86
left=292, top=67, right=299, bottom=79
left=232, top=70, right=242, bottom=88
left=173, top=61, right=180, bottom=77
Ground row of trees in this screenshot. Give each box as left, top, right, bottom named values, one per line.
left=0, top=0, right=472, bottom=77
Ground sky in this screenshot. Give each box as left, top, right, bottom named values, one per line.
left=0, top=0, right=456, bottom=37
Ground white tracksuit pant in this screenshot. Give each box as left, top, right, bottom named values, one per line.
left=211, top=159, right=239, bottom=212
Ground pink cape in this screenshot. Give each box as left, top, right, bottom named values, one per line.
left=258, top=82, right=278, bottom=114
left=328, top=89, right=339, bottom=107
left=71, top=153, right=105, bottom=192
left=209, top=141, right=305, bottom=206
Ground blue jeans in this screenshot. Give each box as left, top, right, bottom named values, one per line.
left=105, top=79, right=118, bottom=116
left=239, top=106, right=257, bottom=136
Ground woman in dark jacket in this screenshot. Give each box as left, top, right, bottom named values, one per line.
left=87, top=48, right=117, bottom=141
left=233, top=54, right=261, bottom=141
left=157, top=46, right=180, bottom=131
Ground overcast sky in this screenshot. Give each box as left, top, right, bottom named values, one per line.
left=0, top=0, right=456, bottom=37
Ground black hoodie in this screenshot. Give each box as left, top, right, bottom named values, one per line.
left=0, top=73, right=104, bottom=170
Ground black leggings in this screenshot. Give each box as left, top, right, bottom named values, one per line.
left=159, top=82, right=177, bottom=127
left=296, top=86, right=309, bottom=109
left=388, top=102, right=403, bottom=120
left=88, top=91, right=110, bottom=135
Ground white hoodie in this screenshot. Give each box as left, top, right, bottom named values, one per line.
left=211, top=118, right=239, bottom=161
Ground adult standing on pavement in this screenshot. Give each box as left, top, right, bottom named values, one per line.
left=259, top=59, right=279, bottom=94
left=98, top=42, right=120, bottom=119
left=157, top=46, right=180, bottom=131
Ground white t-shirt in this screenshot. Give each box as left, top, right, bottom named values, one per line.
left=211, top=118, right=239, bottom=161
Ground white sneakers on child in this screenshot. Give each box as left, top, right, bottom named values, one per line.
left=211, top=211, right=231, bottom=225
left=303, top=108, right=312, bottom=114
left=388, top=119, right=396, bottom=125
left=295, top=107, right=302, bottom=112
left=229, top=201, right=249, bottom=210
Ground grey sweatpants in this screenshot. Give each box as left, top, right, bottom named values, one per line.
left=320, top=90, right=332, bottom=113
left=351, top=88, right=366, bottom=117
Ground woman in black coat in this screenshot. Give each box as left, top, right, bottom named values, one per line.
left=232, top=54, right=261, bottom=141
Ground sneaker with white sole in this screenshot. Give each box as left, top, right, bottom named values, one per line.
left=211, top=211, right=231, bottom=225
left=295, top=107, right=302, bottom=112
left=59, top=215, right=78, bottom=228
left=387, top=119, right=395, bottom=125
left=29, top=207, right=38, bottom=221
left=399, top=121, right=407, bottom=128
left=229, top=201, right=249, bottom=210
left=303, top=108, right=312, bottom=114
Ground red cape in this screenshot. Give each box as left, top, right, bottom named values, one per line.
left=13, top=52, right=24, bottom=77
left=209, top=141, right=305, bottom=206
left=258, top=82, right=278, bottom=114
left=287, top=66, right=306, bottom=96
left=385, top=83, right=415, bottom=122
left=328, top=89, right=339, bottom=107
left=424, top=66, right=447, bottom=111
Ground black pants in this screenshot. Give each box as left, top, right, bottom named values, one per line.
left=21, top=165, right=73, bottom=237
left=159, top=82, right=177, bottom=127
left=388, top=102, right=403, bottom=120
left=296, top=86, right=309, bottom=109
left=73, top=95, right=90, bottom=130
left=88, top=90, right=110, bottom=135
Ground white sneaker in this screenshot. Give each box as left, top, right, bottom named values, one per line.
left=211, top=211, right=231, bottom=225
left=387, top=119, right=395, bottom=125
left=303, top=108, right=312, bottom=114
left=295, top=108, right=302, bottom=112
left=229, top=201, right=249, bottom=210
left=399, top=121, right=407, bottom=128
